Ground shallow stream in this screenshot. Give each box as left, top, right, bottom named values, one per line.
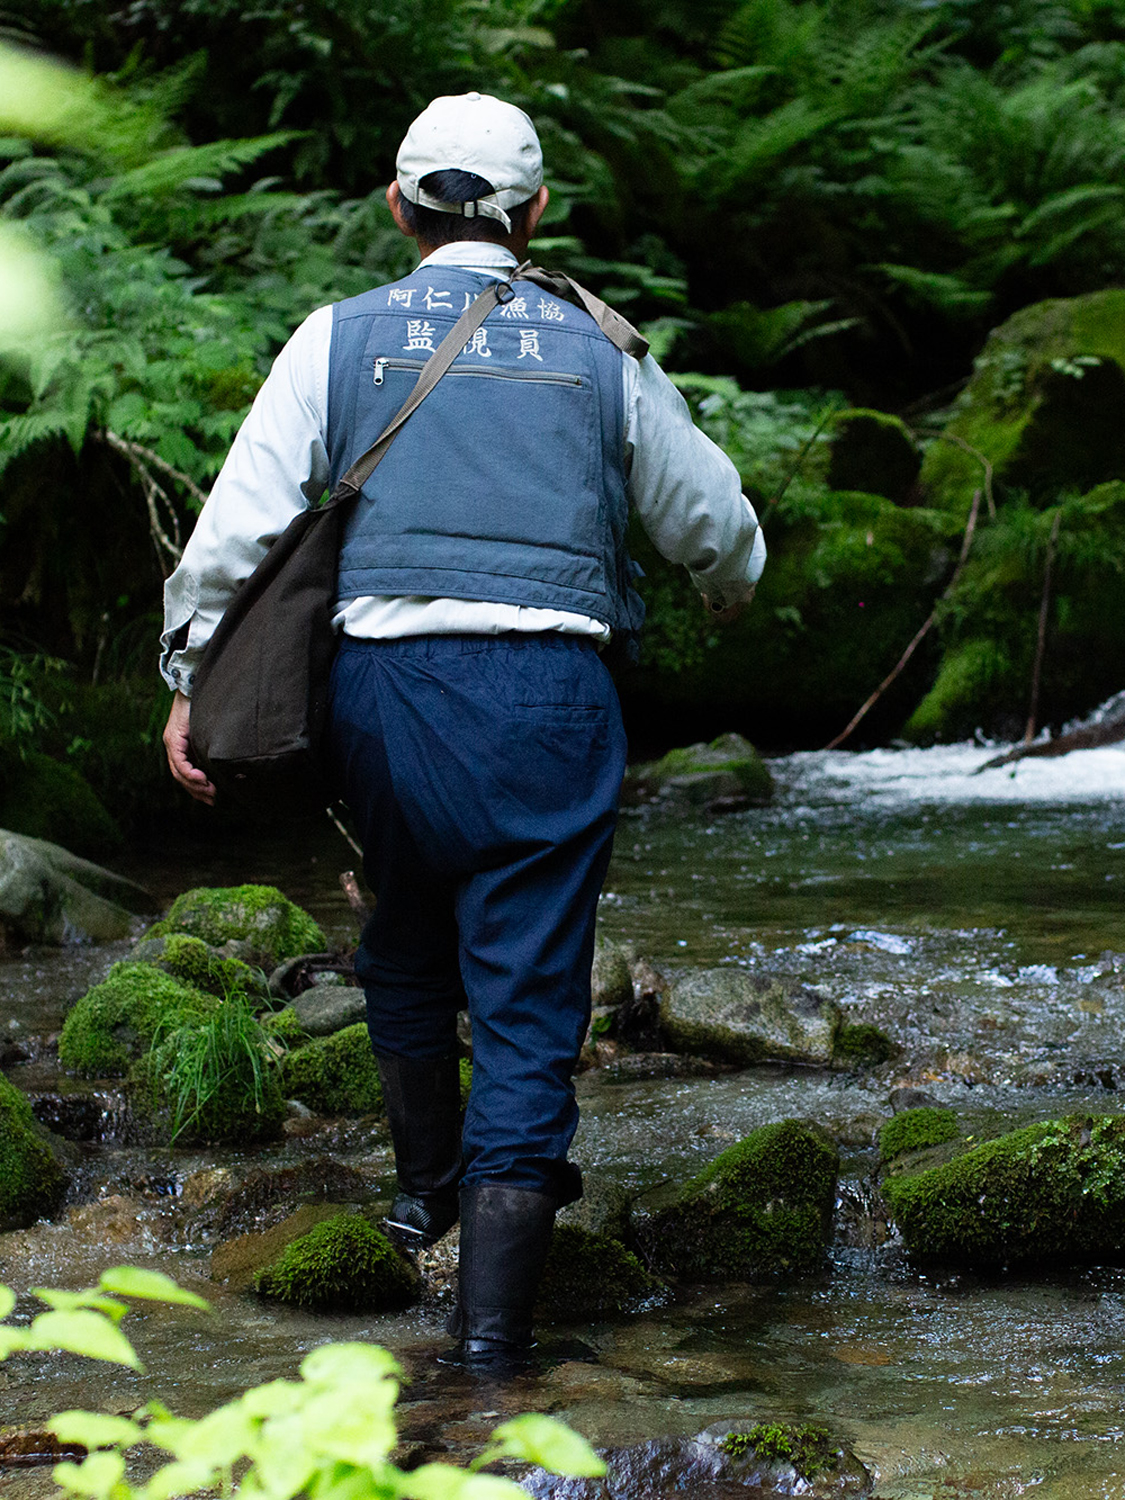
left=4, top=742, right=1125, bottom=1498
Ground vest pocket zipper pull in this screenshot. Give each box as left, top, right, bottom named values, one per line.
left=373, top=358, right=388, bottom=386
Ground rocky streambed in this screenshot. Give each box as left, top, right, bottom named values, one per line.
left=3, top=743, right=1125, bottom=1499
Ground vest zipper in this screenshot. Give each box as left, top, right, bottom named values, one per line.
left=373, top=357, right=582, bottom=388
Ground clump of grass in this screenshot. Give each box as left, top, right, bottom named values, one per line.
left=146, top=992, right=283, bottom=1144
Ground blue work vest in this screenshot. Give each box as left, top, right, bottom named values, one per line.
left=328, top=263, right=644, bottom=639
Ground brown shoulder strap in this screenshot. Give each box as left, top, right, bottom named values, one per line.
left=333, top=277, right=509, bottom=501
left=513, top=263, right=650, bottom=361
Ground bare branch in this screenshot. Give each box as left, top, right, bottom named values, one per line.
left=1024, top=506, right=1063, bottom=745
left=825, top=488, right=982, bottom=750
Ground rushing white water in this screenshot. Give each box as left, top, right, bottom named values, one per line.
left=777, top=741, right=1125, bottom=808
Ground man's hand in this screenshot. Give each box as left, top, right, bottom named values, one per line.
left=702, top=587, right=753, bottom=625
left=163, top=691, right=216, bottom=806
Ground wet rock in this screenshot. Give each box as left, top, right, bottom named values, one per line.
left=210, top=1202, right=352, bottom=1289
left=635, top=1120, right=839, bottom=1281
left=889, top=1086, right=942, bottom=1113
left=520, top=1422, right=870, bottom=1498
left=558, top=1174, right=634, bottom=1244
left=66, top=1194, right=149, bottom=1246
left=0, top=1073, right=66, bottom=1229
left=597, top=1053, right=719, bottom=1083
left=0, top=831, right=152, bottom=947
left=28, top=1087, right=131, bottom=1144
left=268, top=954, right=353, bottom=999
left=882, top=1113, right=1125, bottom=1268
left=622, top=734, right=773, bottom=812
left=280, top=1023, right=384, bottom=1116
left=660, top=970, right=840, bottom=1068
left=253, top=1210, right=419, bottom=1310
left=591, top=939, right=635, bottom=1009
left=58, top=963, right=214, bottom=1077
left=183, top=1157, right=373, bottom=1240
left=140, top=884, right=325, bottom=971
left=288, top=984, right=366, bottom=1037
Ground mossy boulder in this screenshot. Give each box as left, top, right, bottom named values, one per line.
left=58, top=962, right=216, bottom=1077
left=591, top=937, right=634, bottom=1009
left=254, top=1212, right=419, bottom=1310
left=0, top=831, right=153, bottom=946
left=280, top=1023, right=383, bottom=1116
left=151, top=885, right=325, bottom=969
left=132, top=1003, right=286, bottom=1146
left=0, top=1075, right=66, bottom=1228
left=538, top=1224, right=665, bottom=1317
left=881, top=1114, right=1125, bottom=1268
left=660, top=969, right=841, bottom=1068
left=921, top=292, right=1125, bottom=513
left=879, top=1106, right=959, bottom=1164
left=833, top=1022, right=898, bottom=1068
left=130, top=933, right=262, bottom=1000
left=828, top=408, right=921, bottom=503
left=624, top=733, right=773, bottom=810
left=635, top=1119, right=840, bottom=1280
left=0, top=745, right=122, bottom=860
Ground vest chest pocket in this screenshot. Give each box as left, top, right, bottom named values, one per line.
left=373, top=356, right=583, bottom=390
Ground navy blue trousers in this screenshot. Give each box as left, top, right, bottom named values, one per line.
left=325, top=634, right=626, bottom=1203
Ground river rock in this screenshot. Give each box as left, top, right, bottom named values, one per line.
left=881, top=1113, right=1125, bottom=1268
left=623, top=733, right=773, bottom=811
left=280, top=1023, right=384, bottom=1116
left=591, top=938, right=634, bottom=1009
left=254, top=1210, right=419, bottom=1310
left=634, top=1120, right=839, bottom=1281
left=0, top=830, right=153, bottom=947
left=660, top=969, right=840, bottom=1067
left=211, top=1202, right=353, bottom=1289
left=0, top=1073, right=66, bottom=1229
left=58, top=962, right=215, bottom=1076
left=520, top=1422, right=870, bottom=1498
left=143, top=884, right=326, bottom=971
left=288, top=984, right=366, bottom=1037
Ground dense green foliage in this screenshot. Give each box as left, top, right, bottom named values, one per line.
left=6, top=0, right=1125, bottom=765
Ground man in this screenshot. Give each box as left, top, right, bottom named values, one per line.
left=162, top=92, right=765, bottom=1371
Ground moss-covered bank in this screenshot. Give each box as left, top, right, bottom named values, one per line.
left=280, top=1024, right=383, bottom=1117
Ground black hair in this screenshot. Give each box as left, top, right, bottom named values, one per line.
left=398, top=168, right=534, bottom=245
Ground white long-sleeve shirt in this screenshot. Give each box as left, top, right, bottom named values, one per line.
left=160, top=242, right=766, bottom=694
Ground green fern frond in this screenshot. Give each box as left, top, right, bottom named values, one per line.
left=100, top=133, right=299, bottom=203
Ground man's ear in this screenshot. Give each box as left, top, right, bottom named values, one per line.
left=386, top=181, right=415, bottom=239
left=526, top=184, right=550, bottom=238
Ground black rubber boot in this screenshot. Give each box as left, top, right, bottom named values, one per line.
left=443, top=1181, right=557, bottom=1374
left=375, top=1052, right=463, bottom=1250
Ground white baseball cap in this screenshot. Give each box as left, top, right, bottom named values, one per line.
left=396, top=91, right=543, bottom=233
